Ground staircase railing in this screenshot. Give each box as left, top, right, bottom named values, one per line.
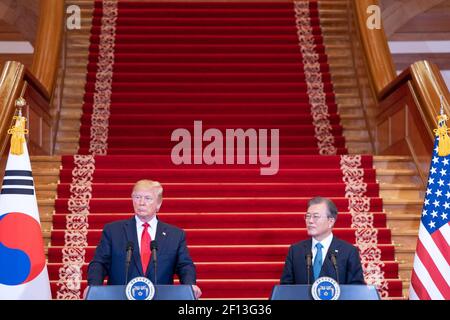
left=349, top=0, right=450, bottom=187
left=0, top=0, right=64, bottom=158
left=0, top=62, right=26, bottom=157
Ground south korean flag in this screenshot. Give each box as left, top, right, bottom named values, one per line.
left=0, top=130, right=51, bottom=299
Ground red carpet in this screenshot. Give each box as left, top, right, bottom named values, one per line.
left=49, top=244, right=396, bottom=262
left=49, top=1, right=402, bottom=299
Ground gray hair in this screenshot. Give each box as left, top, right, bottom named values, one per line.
left=307, top=196, right=338, bottom=220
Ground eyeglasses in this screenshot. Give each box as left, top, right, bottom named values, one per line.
left=304, top=213, right=329, bottom=221
left=132, top=195, right=154, bottom=202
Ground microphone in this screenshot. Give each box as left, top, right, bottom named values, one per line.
left=306, top=252, right=312, bottom=285
left=330, top=250, right=340, bottom=284
left=125, top=241, right=134, bottom=284
left=151, top=240, right=158, bottom=285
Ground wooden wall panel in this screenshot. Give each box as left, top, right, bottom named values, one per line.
left=391, top=106, right=406, bottom=146
left=23, top=79, right=52, bottom=155
left=0, top=54, right=33, bottom=71
left=377, top=118, right=390, bottom=152
left=407, top=104, right=434, bottom=176
left=377, top=78, right=438, bottom=185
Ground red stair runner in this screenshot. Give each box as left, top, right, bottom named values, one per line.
left=49, top=1, right=402, bottom=299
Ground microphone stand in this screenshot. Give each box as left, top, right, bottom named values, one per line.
left=330, top=252, right=340, bottom=284
left=125, top=242, right=134, bottom=285
left=306, top=253, right=312, bottom=285
left=153, top=256, right=157, bottom=286
left=151, top=241, right=158, bottom=285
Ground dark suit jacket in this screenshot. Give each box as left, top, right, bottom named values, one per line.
left=87, top=217, right=196, bottom=286
left=280, top=236, right=365, bottom=285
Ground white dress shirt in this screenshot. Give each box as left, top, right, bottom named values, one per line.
left=312, top=233, right=333, bottom=267
left=135, top=215, right=158, bottom=252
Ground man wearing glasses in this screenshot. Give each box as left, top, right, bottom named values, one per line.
left=280, top=197, right=365, bottom=285
left=86, top=179, right=202, bottom=299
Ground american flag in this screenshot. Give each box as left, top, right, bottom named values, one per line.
left=409, top=139, right=450, bottom=299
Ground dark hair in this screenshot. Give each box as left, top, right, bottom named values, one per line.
left=307, top=197, right=338, bottom=220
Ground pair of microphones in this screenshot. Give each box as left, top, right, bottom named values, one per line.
left=125, top=240, right=158, bottom=285
left=306, top=249, right=339, bottom=284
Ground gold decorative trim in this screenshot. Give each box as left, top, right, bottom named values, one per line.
left=340, top=155, right=389, bottom=298
left=89, top=0, right=118, bottom=155
left=294, top=1, right=337, bottom=155
left=56, top=155, right=95, bottom=299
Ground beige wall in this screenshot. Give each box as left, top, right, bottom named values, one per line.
left=0, top=0, right=447, bottom=44
left=379, top=0, right=448, bottom=37
left=0, top=0, right=448, bottom=48
left=0, top=0, right=39, bottom=44
left=0, top=0, right=14, bottom=19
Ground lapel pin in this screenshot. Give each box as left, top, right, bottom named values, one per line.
left=162, top=232, right=167, bottom=236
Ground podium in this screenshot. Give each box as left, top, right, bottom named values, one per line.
left=270, top=285, right=380, bottom=300
left=86, top=285, right=196, bottom=300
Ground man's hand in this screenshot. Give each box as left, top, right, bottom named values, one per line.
left=192, top=285, right=202, bottom=299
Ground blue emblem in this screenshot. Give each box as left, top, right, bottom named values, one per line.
left=311, top=277, right=341, bottom=300
left=125, top=277, right=155, bottom=300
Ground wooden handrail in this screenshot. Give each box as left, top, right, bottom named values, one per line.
left=375, top=60, right=450, bottom=185
left=24, top=68, right=51, bottom=102
left=379, top=61, right=450, bottom=140
left=351, top=0, right=450, bottom=186
left=0, top=62, right=26, bottom=156
left=409, top=62, right=450, bottom=131
left=352, top=0, right=450, bottom=133
left=0, top=0, right=64, bottom=157
left=0, top=61, right=54, bottom=156
left=352, top=0, right=397, bottom=97
left=31, top=0, right=64, bottom=97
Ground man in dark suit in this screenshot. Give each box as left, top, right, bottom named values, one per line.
left=86, top=179, right=202, bottom=298
left=280, top=197, right=365, bottom=285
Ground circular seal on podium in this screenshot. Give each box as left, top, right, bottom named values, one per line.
left=311, top=277, right=341, bottom=300
left=125, top=277, right=155, bottom=300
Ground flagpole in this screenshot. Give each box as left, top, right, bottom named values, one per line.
left=409, top=98, right=450, bottom=300
left=0, top=92, right=52, bottom=299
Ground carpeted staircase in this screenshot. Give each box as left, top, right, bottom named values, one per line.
left=47, top=0, right=403, bottom=299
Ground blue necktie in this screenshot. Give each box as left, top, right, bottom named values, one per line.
left=313, top=243, right=323, bottom=280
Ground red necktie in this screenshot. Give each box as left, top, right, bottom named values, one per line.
left=140, top=223, right=151, bottom=274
